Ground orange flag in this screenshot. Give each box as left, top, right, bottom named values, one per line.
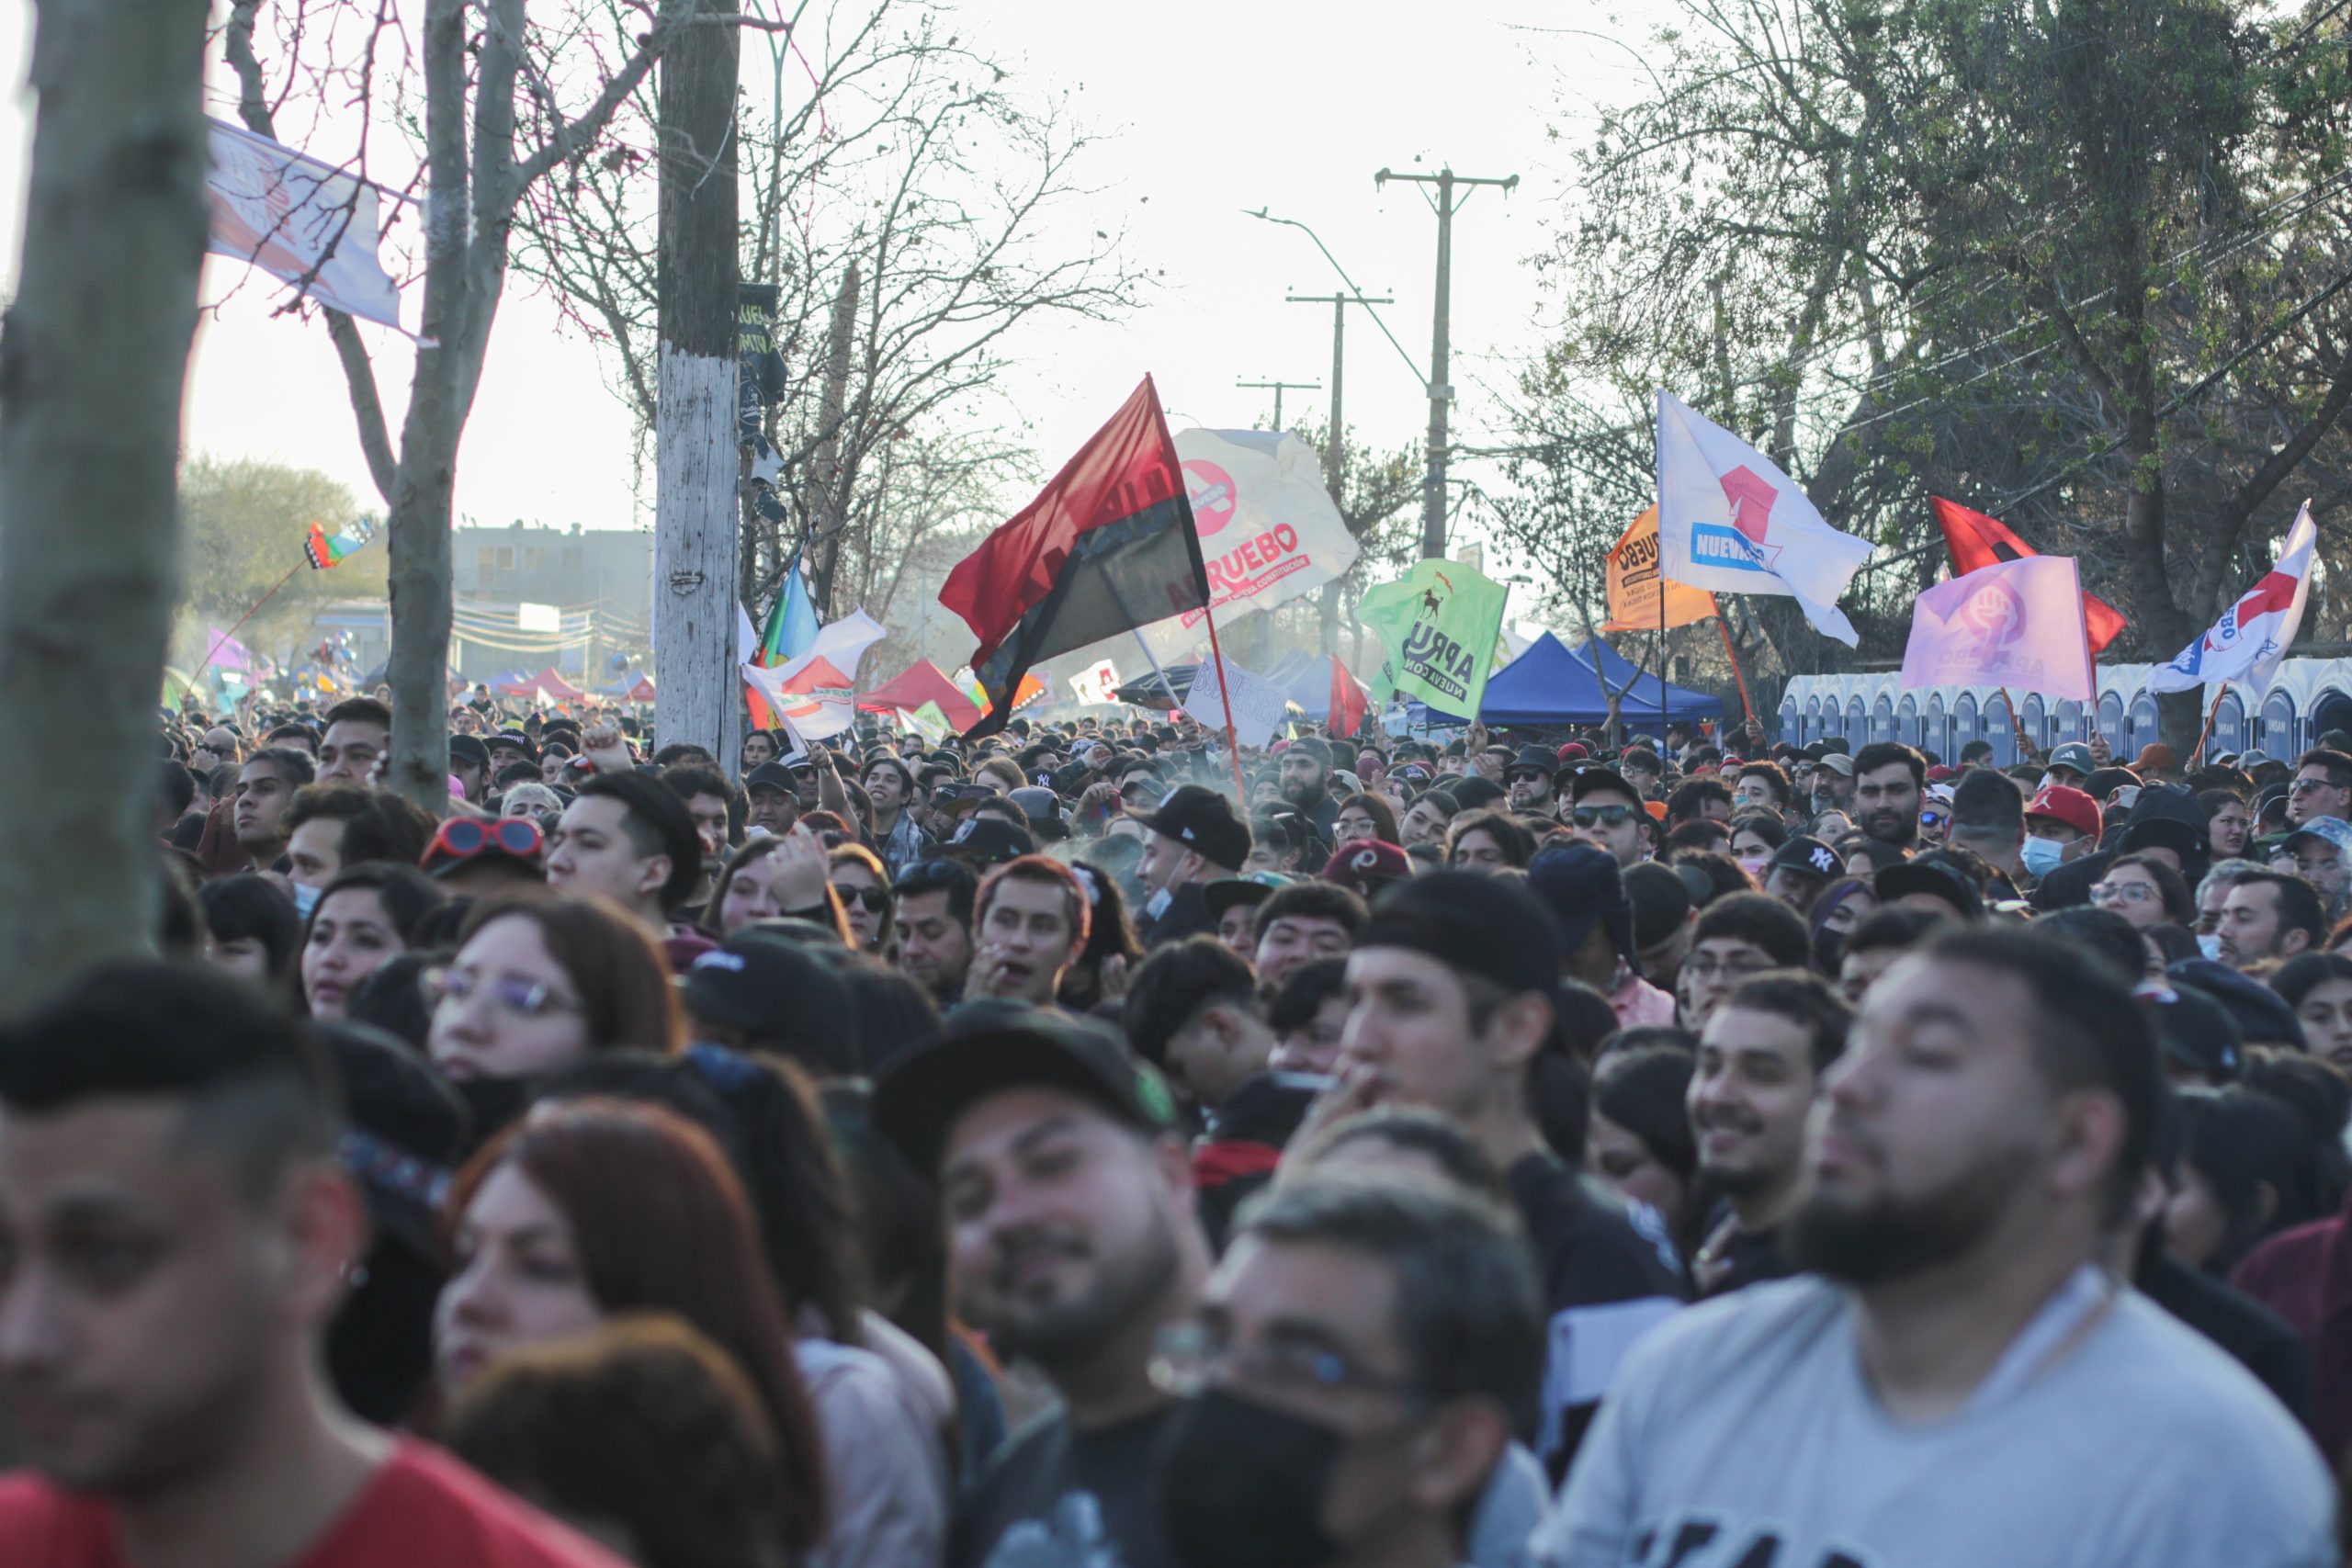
left=1602, top=505, right=1719, bottom=633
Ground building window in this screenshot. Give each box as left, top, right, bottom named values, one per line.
left=526, top=547, right=547, bottom=570
left=562, top=547, right=583, bottom=570
left=497, top=547, right=515, bottom=570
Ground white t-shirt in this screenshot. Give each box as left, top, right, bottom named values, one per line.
left=1539, top=1273, right=2334, bottom=1568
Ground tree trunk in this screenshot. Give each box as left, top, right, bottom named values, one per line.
left=0, top=0, right=207, bottom=1010
left=807, top=261, right=861, bottom=617
left=652, top=6, right=741, bottom=760
left=382, top=0, right=475, bottom=811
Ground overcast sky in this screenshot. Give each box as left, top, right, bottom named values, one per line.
left=0, top=0, right=1659, bottom=540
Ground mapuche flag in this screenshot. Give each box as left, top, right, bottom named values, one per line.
left=1932, top=496, right=2126, bottom=655
left=940, top=376, right=1209, bottom=737
left=303, top=516, right=376, bottom=570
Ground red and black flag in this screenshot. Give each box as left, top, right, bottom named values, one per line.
left=941, top=376, right=1208, bottom=737
left=1931, top=495, right=2128, bottom=655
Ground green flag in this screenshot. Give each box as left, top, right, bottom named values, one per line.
left=904, top=700, right=952, bottom=743
left=1359, top=558, right=1510, bottom=718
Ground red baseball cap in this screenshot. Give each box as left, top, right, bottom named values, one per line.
left=1321, top=839, right=1412, bottom=900
left=2026, top=784, right=2100, bottom=840
left=1557, top=742, right=1590, bottom=761
left=1925, top=764, right=1959, bottom=782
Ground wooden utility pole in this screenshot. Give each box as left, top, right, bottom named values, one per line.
left=0, top=0, right=208, bottom=1010
left=1236, top=377, right=1319, bottom=434
left=653, top=1, right=741, bottom=759
left=1374, top=164, right=1516, bottom=559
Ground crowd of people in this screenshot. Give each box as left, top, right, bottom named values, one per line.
left=7, top=686, right=2352, bottom=1564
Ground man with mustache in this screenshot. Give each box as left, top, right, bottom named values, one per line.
left=1688, top=972, right=1853, bottom=1296
left=1542, top=928, right=2332, bottom=1568
left=875, top=1010, right=1207, bottom=1568
left=1850, top=741, right=1927, bottom=850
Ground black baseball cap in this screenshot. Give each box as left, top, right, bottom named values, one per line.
left=745, top=761, right=799, bottom=795
left=448, top=735, right=491, bottom=770
left=943, top=816, right=1036, bottom=866
left=2139, top=982, right=2244, bottom=1081
left=1874, top=858, right=1984, bottom=922
left=872, top=1006, right=1180, bottom=1173
left=1769, top=835, right=1842, bottom=883
left=676, top=934, right=858, bottom=1075
left=1568, top=767, right=1644, bottom=806
left=1126, top=784, right=1251, bottom=872
left=1358, top=870, right=1564, bottom=995
left=1204, top=875, right=1282, bottom=921
left=489, top=729, right=537, bottom=761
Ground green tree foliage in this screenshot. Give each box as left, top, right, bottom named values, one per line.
left=177, top=455, right=388, bottom=666
left=1506, top=0, right=2352, bottom=744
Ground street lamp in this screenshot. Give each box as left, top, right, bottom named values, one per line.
left=1241, top=208, right=1426, bottom=389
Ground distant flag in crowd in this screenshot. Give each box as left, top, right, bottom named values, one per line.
left=1129, top=428, right=1361, bottom=665
left=304, top=516, right=377, bottom=570
left=1655, top=391, right=1874, bottom=646
left=903, top=701, right=953, bottom=743
left=1329, top=658, right=1370, bottom=739
left=745, top=563, right=820, bottom=728
left=2149, top=502, right=2316, bottom=696
left=1932, top=496, right=2127, bottom=655
left=1899, top=556, right=2096, bottom=703
left=1358, top=558, right=1511, bottom=717
left=1600, top=505, right=1719, bottom=634
left=940, top=376, right=1210, bottom=738
left=206, top=119, right=406, bottom=333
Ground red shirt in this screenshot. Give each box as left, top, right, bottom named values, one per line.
left=0, top=1438, right=629, bottom=1568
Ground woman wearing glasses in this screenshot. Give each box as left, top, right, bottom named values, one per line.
left=829, top=842, right=895, bottom=953
left=2088, top=852, right=2196, bottom=931
left=425, top=897, right=684, bottom=1149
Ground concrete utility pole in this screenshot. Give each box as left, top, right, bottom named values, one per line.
left=1289, top=291, right=1388, bottom=660
left=1286, top=291, right=1394, bottom=497
left=652, top=2, right=741, bottom=761
left=1236, top=378, right=1320, bottom=434
left=1374, top=164, right=1517, bottom=559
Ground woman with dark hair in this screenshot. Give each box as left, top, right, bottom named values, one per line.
left=1057, top=859, right=1144, bottom=1013
left=1445, top=807, right=1536, bottom=874
left=827, top=842, right=893, bottom=953
left=707, top=832, right=852, bottom=943
left=300, top=863, right=447, bottom=1021
left=1805, top=876, right=1878, bottom=975
left=2271, top=952, right=2352, bottom=1072
left=2091, top=852, right=2196, bottom=931
left=1331, top=791, right=1400, bottom=847
left=1588, top=1045, right=1702, bottom=1258
left=2201, top=787, right=2253, bottom=862
left=426, top=897, right=683, bottom=1145
left=2165, top=1087, right=2333, bottom=1277
left=198, top=871, right=303, bottom=994
left=444, top=1314, right=796, bottom=1568
left=1728, top=813, right=1788, bottom=883
left=2142, top=922, right=2201, bottom=986
left=435, top=1099, right=830, bottom=1561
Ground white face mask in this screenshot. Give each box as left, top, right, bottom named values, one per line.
left=290, top=880, right=323, bottom=919
left=1144, top=886, right=1174, bottom=920
left=2198, top=932, right=2225, bottom=963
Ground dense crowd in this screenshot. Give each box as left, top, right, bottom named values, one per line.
left=6, top=685, right=2352, bottom=1565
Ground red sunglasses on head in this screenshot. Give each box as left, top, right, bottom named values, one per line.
left=424, top=816, right=543, bottom=867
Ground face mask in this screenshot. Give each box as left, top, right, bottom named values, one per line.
left=1159, top=1388, right=1348, bottom=1568
left=290, top=880, right=322, bottom=919
left=1737, top=852, right=1770, bottom=877
left=2112, top=786, right=2141, bottom=813
left=2019, top=836, right=2067, bottom=878
left=1144, top=886, right=1174, bottom=920
left=2198, top=932, right=2225, bottom=962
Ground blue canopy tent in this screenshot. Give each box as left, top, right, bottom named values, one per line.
left=1413, top=632, right=1724, bottom=728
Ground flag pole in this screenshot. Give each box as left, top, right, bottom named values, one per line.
left=1198, top=598, right=1250, bottom=801
left=2190, top=684, right=2227, bottom=768
left=1996, top=686, right=2025, bottom=761
left=182, top=561, right=305, bottom=705
left=1714, top=615, right=1756, bottom=730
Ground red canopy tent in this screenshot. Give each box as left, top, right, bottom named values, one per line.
left=622, top=674, right=655, bottom=702
left=535, top=667, right=587, bottom=701
left=856, top=659, right=983, bottom=732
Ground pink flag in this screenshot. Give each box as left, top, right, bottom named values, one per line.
left=1899, top=556, right=2095, bottom=702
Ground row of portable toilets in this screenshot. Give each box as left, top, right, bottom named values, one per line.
left=1776, top=660, right=2352, bottom=766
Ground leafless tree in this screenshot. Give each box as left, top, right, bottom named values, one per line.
left=514, top=0, right=1149, bottom=623
left=219, top=0, right=707, bottom=808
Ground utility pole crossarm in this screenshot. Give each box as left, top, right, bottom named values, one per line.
left=1374, top=164, right=1517, bottom=560
left=1237, top=377, right=1321, bottom=434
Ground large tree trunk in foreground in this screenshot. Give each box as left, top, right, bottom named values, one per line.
left=0, top=0, right=207, bottom=1012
